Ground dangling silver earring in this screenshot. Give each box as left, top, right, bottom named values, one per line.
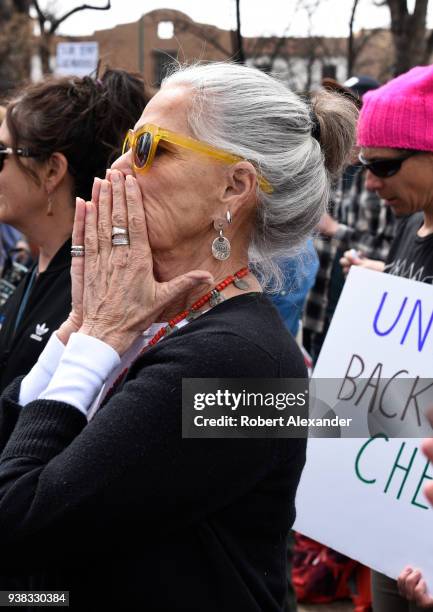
left=211, top=214, right=231, bottom=261
left=47, top=195, right=54, bottom=217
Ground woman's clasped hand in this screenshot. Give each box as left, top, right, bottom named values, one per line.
left=59, top=170, right=214, bottom=355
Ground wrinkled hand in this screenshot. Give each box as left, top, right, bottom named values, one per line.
left=398, top=567, right=433, bottom=608
left=339, top=249, right=385, bottom=276
left=57, top=179, right=101, bottom=345
left=79, top=170, right=213, bottom=355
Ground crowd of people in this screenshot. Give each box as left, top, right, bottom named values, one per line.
left=0, top=58, right=431, bottom=611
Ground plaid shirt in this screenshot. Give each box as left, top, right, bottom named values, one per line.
left=303, top=166, right=398, bottom=334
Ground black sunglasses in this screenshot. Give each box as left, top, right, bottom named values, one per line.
left=0, top=144, right=39, bottom=172
left=358, top=151, right=421, bottom=178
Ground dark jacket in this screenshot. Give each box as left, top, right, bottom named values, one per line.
left=0, top=293, right=307, bottom=611
left=0, top=239, right=71, bottom=392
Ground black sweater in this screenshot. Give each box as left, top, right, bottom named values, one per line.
left=0, top=239, right=72, bottom=393
left=0, top=293, right=307, bottom=611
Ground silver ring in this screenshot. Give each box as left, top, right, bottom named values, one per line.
left=112, top=226, right=129, bottom=237
left=71, top=245, right=85, bottom=257
left=112, top=235, right=130, bottom=246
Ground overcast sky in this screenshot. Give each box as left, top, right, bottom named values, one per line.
left=38, top=0, right=433, bottom=38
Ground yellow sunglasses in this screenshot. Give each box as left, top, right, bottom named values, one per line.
left=122, top=123, right=273, bottom=194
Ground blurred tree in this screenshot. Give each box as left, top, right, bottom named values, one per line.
left=348, top=0, right=361, bottom=76
left=247, top=1, right=303, bottom=74
left=376, top=0, right=432, bottom=74
left=232, top=0, right=245, bottom=63
left=32, top=0, right=111, bottom=74
left=172, top=17, right=232, bottom=58
left=347, top=0, right=385, bottom=78
left=248, top=0, right=341, bottom=91
left=301, top=0, right=323, bottom=90
left=0, top=0, right=32, bottom=97
left=162, top=2, right=244, bottom=64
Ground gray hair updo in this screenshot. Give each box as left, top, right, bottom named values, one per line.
left=163, top=62, right=358, bottom=288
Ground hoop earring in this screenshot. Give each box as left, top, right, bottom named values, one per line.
left=211, top=215, right=231, bottom=261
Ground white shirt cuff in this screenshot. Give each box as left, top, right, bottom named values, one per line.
left=19, top=332, right=66, bottom=406
left=39, top=332, right=121, bottom=416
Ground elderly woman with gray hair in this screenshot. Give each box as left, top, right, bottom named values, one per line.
left=0, top=63, right=357, bottom=610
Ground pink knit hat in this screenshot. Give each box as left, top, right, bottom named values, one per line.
left=357, top=65, right=433, bottom=151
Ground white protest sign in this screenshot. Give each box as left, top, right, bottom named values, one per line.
left=294, top=266, right=433, bottom=589
left=55, top=42, right=98, bottom=77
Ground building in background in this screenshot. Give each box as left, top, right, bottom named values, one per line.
left=30, top=8, right=404, bottom=90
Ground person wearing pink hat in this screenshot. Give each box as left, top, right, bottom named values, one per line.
left=340, top=65, right=433, bottom=285
left=344, top=65, right=433, bottom=610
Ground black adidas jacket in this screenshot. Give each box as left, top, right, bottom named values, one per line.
left=0, top=239, right=71, bottom=393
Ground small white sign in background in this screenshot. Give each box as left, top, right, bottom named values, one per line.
left=294, top=267, right=433, bottom=589
left=55, top=42, right=98, bottom=77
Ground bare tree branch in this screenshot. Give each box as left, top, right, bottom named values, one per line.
left=173, top=18, right=232, bottom=57
left=386, top=0, right=408, bottom=34
left=381, top=0, right=430, bottom=74
left=349, top=0, right=361, bottom=31
left=32, top=0, right=46, bottom=32
left=32, top=0, right=111, bottom=33
left=355, top=27, right=384, bottom=55
left=232, top=0, right=245, bottom=62
left=303, top=0, right=322, bottom=90
left=413, top=0, right=428, bottom=22
left=31, top=0, right=112, bottom=73
left=50, top=1, right=111, bottom=34
left=347, top=0, right=361, bottom=76
left=249, top=0, right=303, bottom=73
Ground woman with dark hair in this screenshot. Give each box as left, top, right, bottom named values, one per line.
left=0, top=70, right=148, bottom=391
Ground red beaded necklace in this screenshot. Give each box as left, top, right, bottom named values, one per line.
left=99, top=266, right=250, bottom=409
left=148, top=266, right=249, bottom=346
